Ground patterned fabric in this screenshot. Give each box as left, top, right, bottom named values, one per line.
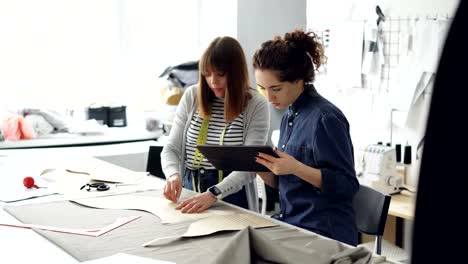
left=185, top=97, right=244, bottom=170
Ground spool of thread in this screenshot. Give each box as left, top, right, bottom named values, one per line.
left=403, top=145, right=412, bottom=165
left=395, top=144, right=402, bottom=162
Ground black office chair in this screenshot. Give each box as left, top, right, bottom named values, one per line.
left=146, top=145, right=165, bottom=180
left=353, top=184, right=391, bottom=255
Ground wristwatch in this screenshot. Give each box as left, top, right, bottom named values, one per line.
left=208, top=186, right=223, bottom=199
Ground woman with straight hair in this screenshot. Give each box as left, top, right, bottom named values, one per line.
left=253, top=29, right=359, bottom=245
left=161, top=36, right=270, bottom=213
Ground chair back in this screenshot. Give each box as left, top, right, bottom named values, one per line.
left=146, top=146, right=165, bottom=180
left=256, top=176, right=267, bottom=214
left=353, top=185, right=391, bottom=236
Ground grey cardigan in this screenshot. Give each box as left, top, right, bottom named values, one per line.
left=161, top=85, right=270, bottom=210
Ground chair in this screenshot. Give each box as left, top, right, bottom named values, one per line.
left=146, top=145, right=165, bottom=180
left=354, top=185, right=409, bottom=261
left=256, top=176, right=267, bottom=215
left=353, top=184, right=391, bottom=255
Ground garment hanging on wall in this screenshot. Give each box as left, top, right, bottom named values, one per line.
left=390, top=17, right=452, bottom=112
left=361, top=14, right=385, bottom=91
left=323, top=21, right=364, bottom=91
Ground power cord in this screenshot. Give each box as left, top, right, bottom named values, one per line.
left=399, top=186, right=416, bottom=193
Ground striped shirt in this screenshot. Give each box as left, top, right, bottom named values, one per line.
left=185, top=97, right=244, bottom=169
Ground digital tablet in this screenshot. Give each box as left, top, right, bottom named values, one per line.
left=196, top=145, right=279, bottom=172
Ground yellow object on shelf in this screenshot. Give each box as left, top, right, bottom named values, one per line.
left=160, top=85, right=184, bottom=106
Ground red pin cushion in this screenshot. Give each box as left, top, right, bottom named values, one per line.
left=23, top=176, right=39, bottom=189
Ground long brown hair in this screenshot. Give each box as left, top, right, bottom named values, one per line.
left=252, top=29, right=327, bottom=83
left=198, top=36, right=251, bottom=122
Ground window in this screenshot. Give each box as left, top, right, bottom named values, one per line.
left=0, top=0, right=237, bottom=112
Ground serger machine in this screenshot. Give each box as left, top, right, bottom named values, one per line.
left=356, top=144, right=403, bottom=194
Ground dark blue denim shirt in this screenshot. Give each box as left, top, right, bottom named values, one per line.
left=276, top=84, right=359, bottom=246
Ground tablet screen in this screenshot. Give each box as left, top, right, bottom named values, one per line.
left=196, top=145, right=278, bottom=172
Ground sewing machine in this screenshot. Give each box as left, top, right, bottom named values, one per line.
left=356, top=144, right=403, bottom=194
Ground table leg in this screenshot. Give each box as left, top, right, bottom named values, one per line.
left=395, top=217, right=404, bottom=247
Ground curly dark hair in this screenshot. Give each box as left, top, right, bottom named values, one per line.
left=252, top=29, right=327, bottom=83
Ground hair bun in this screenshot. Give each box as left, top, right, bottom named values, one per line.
left=284, top=30, right=310, bottom=50
left=252, top=29, right=326, bottom=83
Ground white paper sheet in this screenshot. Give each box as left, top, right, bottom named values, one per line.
left=0, top=187, right=58, bottom=203
left=72, top=195, right=234, bottom=224
left=325, top=21, right=364, bottom=90
left=0, top=157, right=58, bottom=202
left=66, top=160, right=144, bottom=184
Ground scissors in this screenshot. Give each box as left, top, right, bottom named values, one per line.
left=80, top=182, right=110, bottom=192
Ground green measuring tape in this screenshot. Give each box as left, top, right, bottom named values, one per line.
left=191, top=112, right=228, bottom=193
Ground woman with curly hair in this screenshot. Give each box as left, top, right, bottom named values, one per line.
left=253, top=29, right=359, bottom=246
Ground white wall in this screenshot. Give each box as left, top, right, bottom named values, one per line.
left=378, top=0, right=459, bottom=17
left=307, top=0, right=459, bottom=25
left=237, top=0, right=307, bottom=88
left=237, top=0, right=307, bottom=143
left=0, top=0, right=238, bottom=112
left=199, top=0, right=237, bottom=49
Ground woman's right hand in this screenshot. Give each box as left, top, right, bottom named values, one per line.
left=163, top=174, right=182, bottom=202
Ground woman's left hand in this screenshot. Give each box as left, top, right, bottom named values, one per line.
left=256, top=149, right=301, bottom=176
left=176, top=192, right=217, bottom=213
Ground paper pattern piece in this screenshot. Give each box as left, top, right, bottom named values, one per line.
left=143, top=213, right=278, bottom=247
left=37, top=168, right=164, bottom=199
left=41, top=157, right=142, bottom=184
left=69, top=164, right=145, bottom=184
left=62, top=176, right=165, bottom=200
left=41, top=169, right=157, bottom=193
left=0, top=215, right=140, bottom=237
left=0, top=186, right=58, bottom=203
left=35, top=157, right=152, bottom=195
left=72, top=195, right=233, bottom=224
left=81, top=253, right=175, bottom=264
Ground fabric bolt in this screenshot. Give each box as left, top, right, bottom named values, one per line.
left=24, top=114, right=55, bottom=136
left=22, top=108, right=70, bottom=132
